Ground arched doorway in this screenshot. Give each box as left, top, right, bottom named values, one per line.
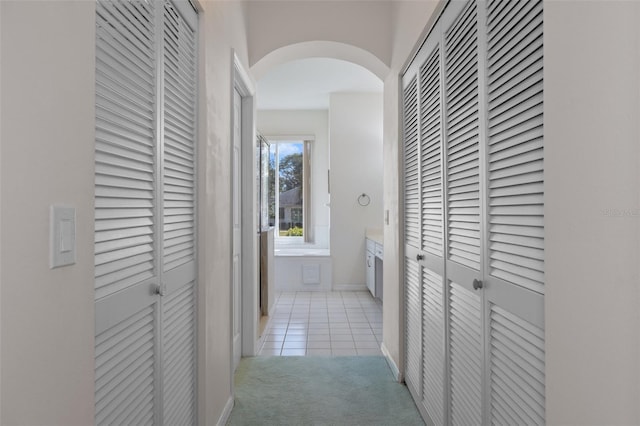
left=245, top=42, right=389, bottom=357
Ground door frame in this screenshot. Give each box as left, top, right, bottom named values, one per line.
left=231, top=51, right=258, bottom=371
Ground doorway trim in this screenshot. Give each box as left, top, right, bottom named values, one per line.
left=231, top=51, right=258, bottom=367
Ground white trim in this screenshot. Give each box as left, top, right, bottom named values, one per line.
left=232, top=51, right=259, bottom=363
left=264, top=134, right=315, bottom=142
left=153, top=3, right=165, bottom=420
left=251, top=41, right=390, bottom=81
left=233, top=52, right=255, bottom=96
left=381, top=342, right=401, bottom=382
left=216, top=396, right=234, bottom=426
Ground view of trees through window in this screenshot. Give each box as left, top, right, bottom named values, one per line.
left=268, top=141, right=304, bottom=237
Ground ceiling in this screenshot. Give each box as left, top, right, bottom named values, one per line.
left=256, top=57, right=383, bottom=110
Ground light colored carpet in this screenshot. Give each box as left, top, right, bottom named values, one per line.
left=227, top=356, right=424, bottom=426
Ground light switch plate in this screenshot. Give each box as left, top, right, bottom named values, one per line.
left=50, top=205, right=76, bottom=268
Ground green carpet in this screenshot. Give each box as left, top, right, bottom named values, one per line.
left=227, top=356, right=424, bottom=426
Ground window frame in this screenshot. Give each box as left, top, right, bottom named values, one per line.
left=266, top=136, right=313, bottom=245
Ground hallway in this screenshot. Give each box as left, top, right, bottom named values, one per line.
left=258, top=291, right=383, bottom=356
left=2, top=1, right=640, bottom=425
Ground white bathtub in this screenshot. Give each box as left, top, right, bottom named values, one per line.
left=273, top=247, right=332, bottom=291
left=274, top=247, right=330, bottom=257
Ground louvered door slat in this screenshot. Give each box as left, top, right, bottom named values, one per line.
left=405, top=259, right=422, bottom=395
left=95, top=306, right=155, bottom=426
left=95, top=0, right=158, bottom=416
left=490, top=53, right=542, bottom=103
left=449, top=282, right=482, bottom=426
left=447, top=6, right=476, bottom=56
left=163, top=1, right=196, bottom=272
left=420, top=47, right=443, bottom=256
left=489, top=137, right=541, bottom=166
left=445, top=1, right=481, bottom=271
left=404, top=76, right=421, bottom=248
left=96, top=98, right=154, bottom=138
left=489, top=3, right=541, bottom=68
left=96, top=77, right=154, bottom=123
left=162, top=281, right=196, bottom=426
left=95, top=0, right=156, bottom=301
left=160, top=3, right=198, bottom=425
left=422, top=268, right=445, bottom=425
left=94, top=23, right=153, bottom=85
left=487, top=0, right=544, bottom=294
left=99, top=0, right=154, bottom=54
left=489, top=305, right=545, bottom=425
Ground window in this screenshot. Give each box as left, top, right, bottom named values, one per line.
left=268, top=139, right=311, bottom=242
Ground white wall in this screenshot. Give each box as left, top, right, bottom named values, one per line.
left=382, top=0, right=439, bottom=374
left=0, top=2, right=96, bottom=424
left=246, top=1, right=392, bottom=70
left=329, top=93, right=384, bottom=288
left=197, top=1, right=251, bottom=424
left=544, top=1, right=640, bottom=424
left=257, top=109, right=330, bottom=247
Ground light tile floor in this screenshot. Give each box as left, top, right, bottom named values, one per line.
left=258, top=291, right=383, bottom=356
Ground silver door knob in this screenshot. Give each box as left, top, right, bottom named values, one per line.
left=472, top=279, right=483, bottom=290
left=155, top=284, right=166, bottom=297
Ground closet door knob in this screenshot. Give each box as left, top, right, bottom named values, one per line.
left=416, top=254, right=424, bottom=261
left=155, top=284, right=166, bottom=297
left=472, top=279, right=483, bottom=290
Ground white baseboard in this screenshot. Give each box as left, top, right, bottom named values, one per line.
left=216, top=396, right=234, bottom=426
left=332, top=283, right=367, bottom=292
left=381, top=342, right=401, bottom=382
left=256, top=313, right=273, bottom=354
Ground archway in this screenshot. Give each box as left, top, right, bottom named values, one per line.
left=249, top=41, right=387, bottom=357
left=251, top=41, right=390, bottom=82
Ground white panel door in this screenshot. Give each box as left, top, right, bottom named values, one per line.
left=94, top=1, right=198, bottom=424
left=232, top=88, right=242, bottom=371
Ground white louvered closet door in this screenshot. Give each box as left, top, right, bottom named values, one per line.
left=483, top=0, right=545, bottom=424
left=402, top=73, right=422, bottom=398
left=400, top=0, right=545, bottom=425
left=161, top=2, right=197, bottom=425
left=442, top=2, right=484, bottom=425
left=94, top=1, right=158, bottom=423
left=418, top=34, right=446, bottom=426
left=94, top=1, right=198, bottom=425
